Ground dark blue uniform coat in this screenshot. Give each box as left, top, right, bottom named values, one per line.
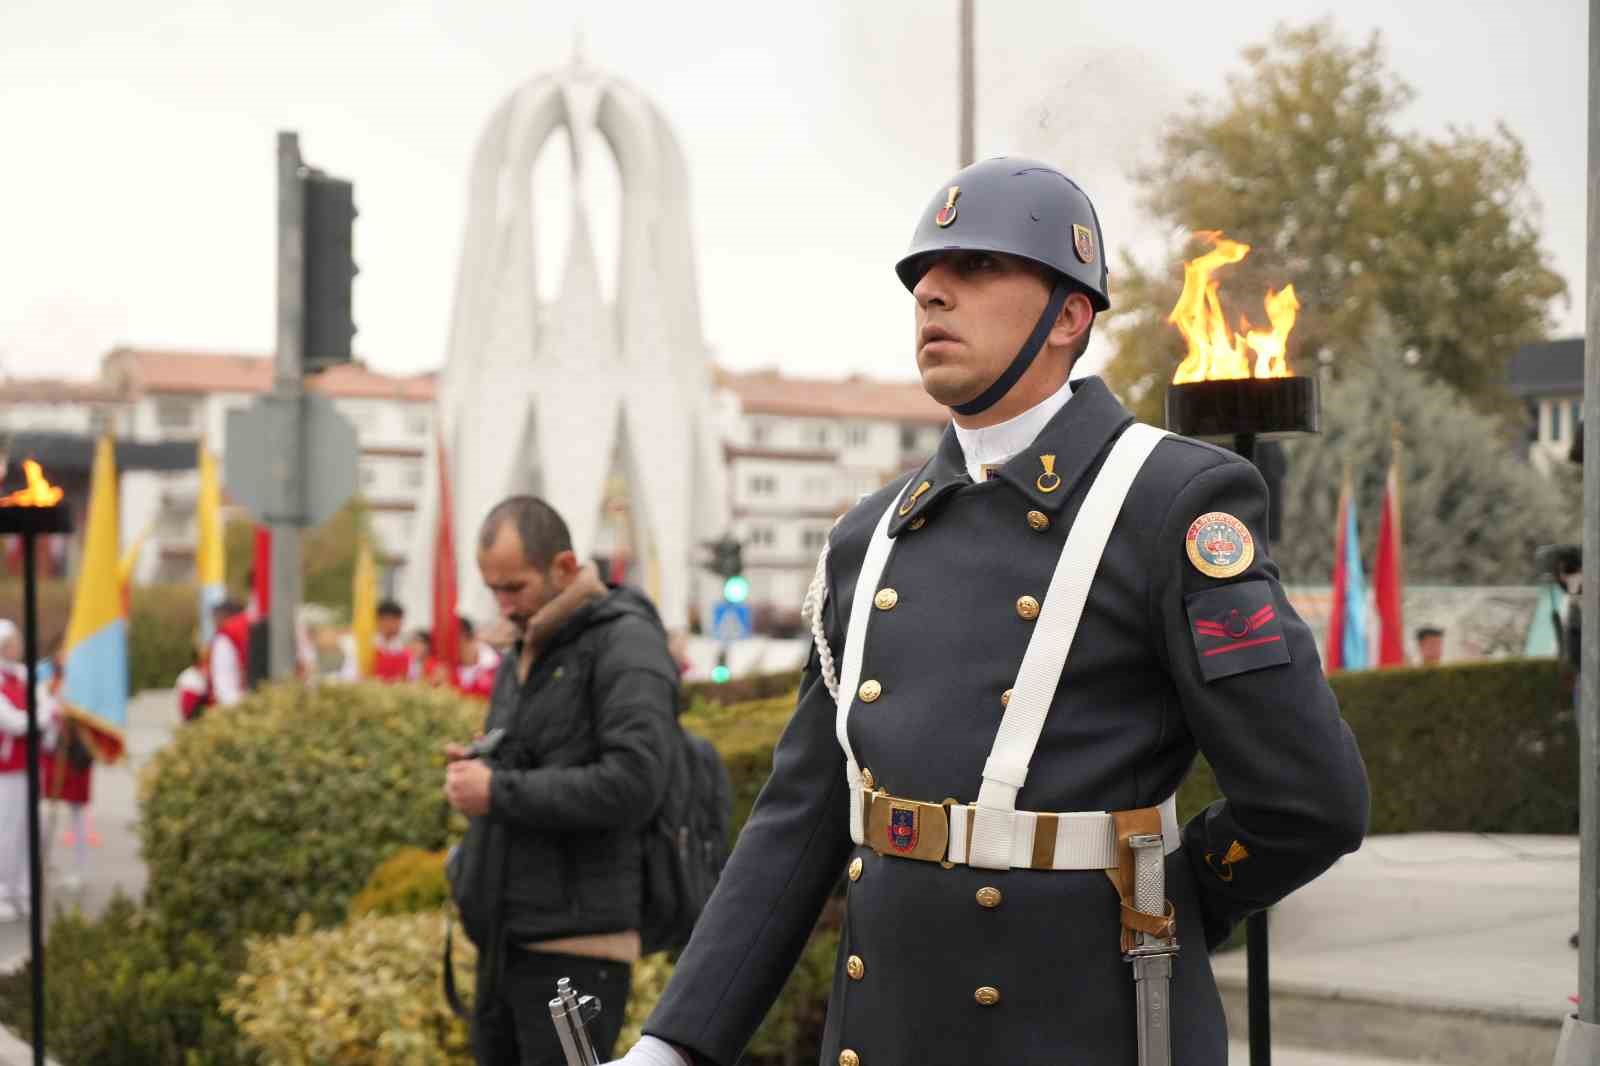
left=647, top=378, right=1369, bottom=1065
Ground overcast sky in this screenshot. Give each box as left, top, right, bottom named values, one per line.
left=0, top=0, right=1586, bottom=385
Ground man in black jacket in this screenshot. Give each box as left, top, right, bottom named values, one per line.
left=447, top=495, right=680, bottom=1066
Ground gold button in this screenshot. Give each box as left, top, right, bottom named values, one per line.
left=847, top=955, right=865, bottom=980
left=840, top=1052, right=861, bottom=1066
left=1015, top=595, right=1041, bottom=621
left=974, top=986, right=1001, bottom=1007
left=859, top=680, right=882, bottom=703
left=909, top=516, right=927, bottom=530
left=874, top=588, right=899, bottom=611
left=1000, top=689, right=1012, bottom=708
left=1026, top=510, right=1050, bottom=532
left=976, top=887, right=1002, bottom=909
left=860, top=768, right=875, bottom=790
left=848, top=857, right=864, bottom=881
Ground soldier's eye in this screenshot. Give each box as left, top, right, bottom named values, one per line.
left=960, top=253, right=998, bottom=274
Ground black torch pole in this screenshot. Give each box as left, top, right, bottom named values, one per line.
left=1231, top=431, right=1270, bottom=1066
left=20, top=532, right=44, bottom=1066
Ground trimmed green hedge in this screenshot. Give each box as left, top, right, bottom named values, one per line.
left=0, top=894, right=243, bottom=1066
left=139, top=681, right=478, bottom=948
left=682, top=671, right=804, bottom=711
left=692, top=659, right=1577, bottom=838
left=1178, top=657, right=1576, bottom=832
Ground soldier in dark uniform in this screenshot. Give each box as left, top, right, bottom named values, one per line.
left=606, top=157, right=1369, bottom=1066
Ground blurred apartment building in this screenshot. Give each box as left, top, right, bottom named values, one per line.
left=0, top=350, right=945, bottom=631
left=0, top=348, right=434, bottom=591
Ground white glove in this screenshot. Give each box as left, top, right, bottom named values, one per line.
left=604, top=1035, right=693, bottom=1066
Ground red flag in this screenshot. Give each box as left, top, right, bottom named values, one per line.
left=1374, top=437, right=1405, bottom=666
left=1326, top=472, right=1351, bottom=673
left=250, top=526, right=272, bottom=620
left=431, top=435, right=460, bottom=672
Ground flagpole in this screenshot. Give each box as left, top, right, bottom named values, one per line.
left=21, top=529, right=44, bottom=1066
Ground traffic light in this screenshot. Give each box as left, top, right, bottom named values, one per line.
left=722, top=574, right=750, bottom=604
left=303, top=170, right=357, bottom=372
left=701, top=535, right=744, bottom=581
left=711, top=647, right=731, bottom=684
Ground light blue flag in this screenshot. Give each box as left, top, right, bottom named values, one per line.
left=1341, top=498, right=1369, bottom=670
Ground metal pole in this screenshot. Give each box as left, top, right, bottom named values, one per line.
left=270, top=131, right=306, bottom=681
left=1232, top=429, right=1272, bottom=1066
left=22, top=532, right=43, bottom=1066
left=1247, top=910, right=1270, bottom=1065
left=1553, top=2, right=1600, bottom=1057
left=959, top=0, right=975, bottom=167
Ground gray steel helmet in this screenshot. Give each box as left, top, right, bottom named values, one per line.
left=895, top=156, right=1110, bottom=311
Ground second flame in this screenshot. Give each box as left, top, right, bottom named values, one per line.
left=1170, top=231, right=1299, bottom=384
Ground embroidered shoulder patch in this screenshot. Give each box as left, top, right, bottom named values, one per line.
left=1185, top=580, right=1291, bottom=683
left=1185, top=511, right=1255, bottom=579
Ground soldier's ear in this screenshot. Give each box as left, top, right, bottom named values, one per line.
left=1049, top=292, right=1095, bottom=363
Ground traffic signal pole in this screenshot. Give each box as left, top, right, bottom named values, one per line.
left=270, top=131, right=307, bottom=681
left=1553, top=2, right=1600, bottom=1059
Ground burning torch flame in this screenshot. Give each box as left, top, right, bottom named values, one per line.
left=0, top=460, right=64, bottom=508
left=1170, top=232, right=1300, bottom=384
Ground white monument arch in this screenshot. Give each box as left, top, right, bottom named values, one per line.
left=403, top=58, right=727, bottom=631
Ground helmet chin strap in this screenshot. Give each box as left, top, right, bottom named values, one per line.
left=951, top=279, right=1072, bottom=417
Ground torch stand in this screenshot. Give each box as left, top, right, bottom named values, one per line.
left=1166, top=375, right=1321, bottom=1066
left=0, top=504, right=73, bottom=1066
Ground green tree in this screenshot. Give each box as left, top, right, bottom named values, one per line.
left=1272, top=351, right=1579, bottom=586
left=221, top=497, right=373, bottom=616
left=1104, top=21, right=1567, bottom=424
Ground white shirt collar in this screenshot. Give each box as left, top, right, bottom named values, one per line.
left=951, top=377, right=1075, bottom=484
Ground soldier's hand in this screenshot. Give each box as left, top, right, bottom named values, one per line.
left=443, top=742, right=473, bottom=764
left=604, top=1035, right=693, bottom=1066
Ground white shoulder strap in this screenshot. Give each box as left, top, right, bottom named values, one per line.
left=967, top=423, right=1169, bottom=870
left=834, top=493, right=905, bottom=845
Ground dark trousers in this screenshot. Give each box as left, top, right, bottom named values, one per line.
left=472, top=950, right=632, bottom=1066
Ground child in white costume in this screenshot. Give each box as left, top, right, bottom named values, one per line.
left=0, top=619, right=57, bottom=921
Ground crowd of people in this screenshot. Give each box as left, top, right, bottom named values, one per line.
left=179, top=596, right=502, bottom=721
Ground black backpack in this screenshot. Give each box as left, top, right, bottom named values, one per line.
left=639, top=722, right=732, bottom=955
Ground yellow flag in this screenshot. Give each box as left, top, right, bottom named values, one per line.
left=65, top=437, right=123, bottom=648
left=196, top=445, right=225, bottom=588
left=195, top=444, right=227, bottom=639
left=351, top=537, right=377, bottom=679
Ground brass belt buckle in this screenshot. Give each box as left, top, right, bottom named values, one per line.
left=865, top=792, right=950, bottom=863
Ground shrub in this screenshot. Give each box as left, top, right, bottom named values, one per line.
left=0, top=894, right=243, bottom=1066
left=682, top=696, right=796, bottom=839
left=0, top=578, right=203, bottom=693
left=682, top=670, right=803, bottom=711
left=351, top=848, right=451, bottom=919
left=140, top=681, right=479, bottom=947
left=1178, top=657, right=1576, bottom=833
left=0, top=578, right=72, bottom=657
left=128, top=582, right=203, bottom=692
left=225, top=910, right=475, bottom=1066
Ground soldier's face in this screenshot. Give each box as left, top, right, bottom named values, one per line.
left=911, top=251, right=1056, bottom=409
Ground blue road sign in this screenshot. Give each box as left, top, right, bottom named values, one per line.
left=712, top=601, right=752, bottom=642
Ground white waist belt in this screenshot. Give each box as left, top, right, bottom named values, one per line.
left=945, top=794, right=1181, bottom=870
